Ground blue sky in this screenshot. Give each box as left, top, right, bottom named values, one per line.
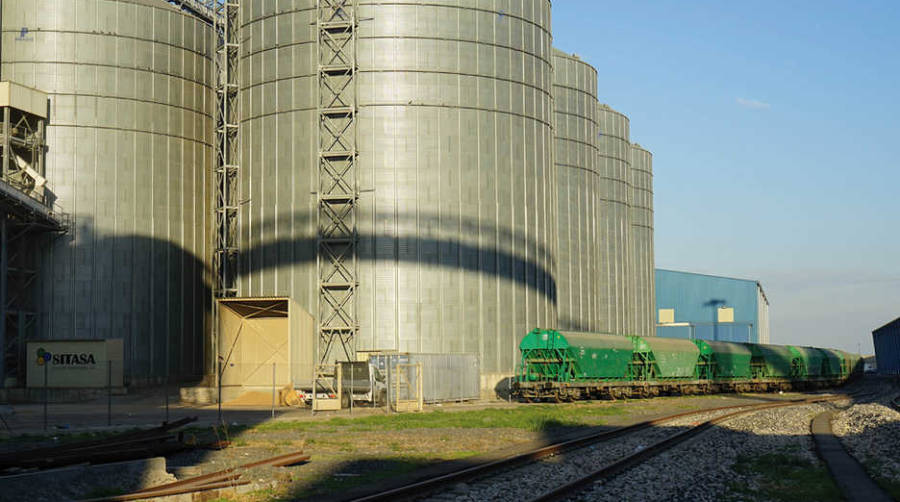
left=552, top=1, right=900, bottom=353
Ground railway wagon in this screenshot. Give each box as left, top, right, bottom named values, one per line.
left=514, top=329, right=860, bottom=401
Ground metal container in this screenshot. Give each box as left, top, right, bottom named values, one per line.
left=369, top=352, right=479, bottom=403
left=238, top=1, right=556, bottom=381
left=630, top=144, right=654, bottom=336
left=872, top=317, right=900, bottom=375
left=596, top=104, right=631, bottom=335
left=1, top=0, right=216, bottom=383
left=552, top=50, right=598, bottom=332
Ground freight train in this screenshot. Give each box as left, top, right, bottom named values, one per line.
left=513, top=329, right=863, bottom=401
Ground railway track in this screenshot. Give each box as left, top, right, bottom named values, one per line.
left=349, top=394, right=848, bottom=502
left=528, top=395, right=846, bottom=502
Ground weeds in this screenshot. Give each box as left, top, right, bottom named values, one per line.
left=729, top=451, right=842, bottom=502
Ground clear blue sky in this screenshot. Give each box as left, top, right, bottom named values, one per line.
left=553, top=1, right=900, bottom=353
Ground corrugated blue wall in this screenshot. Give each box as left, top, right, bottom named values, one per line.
left=655, top=269, right=760, bottom=343
left=873, top=318, right=900, bottom=375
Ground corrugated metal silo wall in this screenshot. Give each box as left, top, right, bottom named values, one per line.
left=629, top=144, right=654, bottom=336
left=238, top=1, right=556, bottom=379
left=595, top=104, right=631, bottom=335
left=237, top=1, right=318, bottom=313
left=1, top=0, right=215, bottom=383
left=552, top=50, right=598, bottom=332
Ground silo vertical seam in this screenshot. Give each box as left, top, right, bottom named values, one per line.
left=472, top=6, right=484, bottom=366
left=492, top=9, right=501, bottom=373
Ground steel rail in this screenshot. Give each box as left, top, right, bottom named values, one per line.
left=82, top=450, right=310, bottom=502
left=528, top=395, right=845, bottom=502
left=349, top=395, right=844, bottom=502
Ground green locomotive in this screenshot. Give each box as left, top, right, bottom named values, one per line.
left=513, top=329, right=862, bottom=401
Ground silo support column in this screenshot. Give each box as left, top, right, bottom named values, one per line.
left=0, top=215, right=7, bottom=386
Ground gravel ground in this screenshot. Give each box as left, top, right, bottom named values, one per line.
left=832, top=385, right=900, bottom=487
left=568, top=400, right=843, bottom=502
left=421, top=407, right=766, bottom=502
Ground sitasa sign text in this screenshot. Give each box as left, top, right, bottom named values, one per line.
left=36, top=347, right=97, bottom=367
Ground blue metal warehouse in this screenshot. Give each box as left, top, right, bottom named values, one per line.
left=872, top=318, right=900, bottom=375
left=655, top=269, right=770, bottom=343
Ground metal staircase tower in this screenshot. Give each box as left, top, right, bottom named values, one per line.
left=316, top=0, right=358, bottom=363
left=213, top=0, right=239, bottom=299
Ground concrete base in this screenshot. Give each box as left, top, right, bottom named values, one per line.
left=0, top=456, right=175, bottom=502
left=0, top=386, right=127, bottom=403
left=179, top=385, right=219, bottom=405
left=180, top=385, right=294, bottom=406
left=480, top=372, right=515, bottom=400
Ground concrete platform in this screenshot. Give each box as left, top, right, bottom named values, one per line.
left=811, top=410, right=893, bottom=502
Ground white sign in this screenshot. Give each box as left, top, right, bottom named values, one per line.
left=26, top=339, right=123, bottom=388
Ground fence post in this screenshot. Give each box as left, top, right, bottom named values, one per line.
left=349, top=362, right=353, bottom=415
left=271, top=362, right=276, bottom=419
left=165, top=375, right=170, bottom=424
left=386, top=358, right=391, bottom=414
left=217, top=358, right=223, bottom=425
left=43, top=361, right=48, bottom=431
left=107, top=360, right=112, bottom=426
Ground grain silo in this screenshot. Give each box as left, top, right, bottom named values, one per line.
left=552, top=50, right=598, bottom=331
left=0, top=0, right=215, bottom=383
left=630, top=143, right=654, bottom=337
left=596, top=104, right=631, bottom=335
left=238, top=1, right=555, bottom=388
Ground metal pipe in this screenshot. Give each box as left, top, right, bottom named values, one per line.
left=2, top=106, right=9, bottom=180
left=271, top=362, right=275, bottom=419
left=107, top=360, right=112, bottom=426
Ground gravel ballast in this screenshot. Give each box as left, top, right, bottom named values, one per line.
left=422, top=406, right=806, bottom=502
left=832, top=390, right=900, bottom=487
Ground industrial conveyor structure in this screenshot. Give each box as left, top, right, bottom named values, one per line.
left=0, top=81, right=66, bottom=384
left=316, top=0, right=359, bottom=364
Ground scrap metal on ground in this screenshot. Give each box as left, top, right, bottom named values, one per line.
left=0, top=417, right=198, bottom=472
left=82, top=450, right=310, bottom=502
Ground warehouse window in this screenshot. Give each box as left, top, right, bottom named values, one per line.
left=718, top=307, right=734, bottom=323
left=658, top=309, right=675, bottom=324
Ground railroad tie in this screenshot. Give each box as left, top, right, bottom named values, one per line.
left=811, top=411, right=893, bottom=502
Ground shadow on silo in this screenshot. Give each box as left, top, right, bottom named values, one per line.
left=239, top=210, right=557, bottom=303
left=35, top=218, right=211, bottom=386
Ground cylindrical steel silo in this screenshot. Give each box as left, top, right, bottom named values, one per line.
left=239, top=1, right=556, bottom=385
left=596, top=104, right=631, bottom=335
left=552, top=49, right=598, bottom=332
left=1, top=0, right=215, bottom=383
left=630, top=143, right=654, bottom=337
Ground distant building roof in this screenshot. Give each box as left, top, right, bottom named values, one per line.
left=657, top=268, right=769, bottom=306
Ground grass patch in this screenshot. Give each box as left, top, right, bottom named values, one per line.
left=442, top=450, right=481, bottom=460
left=249, top=404, right=624, bottom=434
left=729, top=452, right=842, bottom=502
